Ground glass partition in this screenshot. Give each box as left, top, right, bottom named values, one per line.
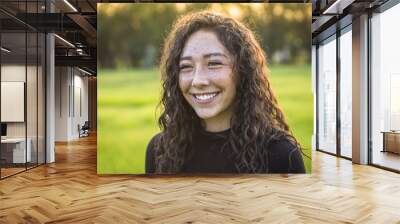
left=317, top=35, right=337, bottom=154
left=1, top=30, right=27, bottom=177
left=27, top=30, right=38, bottom=169
left=0, top=1, right=46, bottom=179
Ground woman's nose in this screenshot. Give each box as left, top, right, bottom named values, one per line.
left=191, top=65, right=210, bottom=87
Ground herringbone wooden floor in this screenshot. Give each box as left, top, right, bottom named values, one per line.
left=1, top=134, right=400, bottom=224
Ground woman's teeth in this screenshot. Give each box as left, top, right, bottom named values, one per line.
left=194, top=92, right=218, bottom=100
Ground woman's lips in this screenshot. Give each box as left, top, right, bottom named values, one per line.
left=191, top=92, right=220, bottom=104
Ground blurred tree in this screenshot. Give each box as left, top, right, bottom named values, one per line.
left=98, top=3, right=311, bottom=69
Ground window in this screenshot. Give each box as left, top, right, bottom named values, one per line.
left=317, top=35, right=337, bottom=154
left=370, top=2, right=400, bottom=171
left=339, top=27, right=352, bottom=158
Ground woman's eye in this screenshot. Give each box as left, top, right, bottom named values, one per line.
left=179, top=65, right=192, bottom=71
left=208, top=61, right=223, bottom=68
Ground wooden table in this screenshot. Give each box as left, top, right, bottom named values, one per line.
left=1, top=138, right=31, bottom=163
left=381, top=131, right=400, bottom=154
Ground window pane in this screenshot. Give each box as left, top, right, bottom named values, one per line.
left=27, top=30, right=38, bottom=169
left=318, top=36, right=337, bottom=154
left=340, top=28, right=352, bottom=158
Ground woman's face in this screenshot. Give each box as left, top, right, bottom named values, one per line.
left=178, top=29, right=236, bottom=130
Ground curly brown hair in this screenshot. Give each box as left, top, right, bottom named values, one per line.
left=155, top=10, right=301, bottom=173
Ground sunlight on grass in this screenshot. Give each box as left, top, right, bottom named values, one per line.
left=98, top=65, right=312, bottom=173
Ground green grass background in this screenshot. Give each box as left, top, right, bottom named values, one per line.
left=98, top=65, right=313, bottom=174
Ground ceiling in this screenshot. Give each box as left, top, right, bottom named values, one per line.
left=1, top=0, right=98, bottom=74
left=2, top=0, right=393, bottom=74
left=311, top=0, right=390, bottom=43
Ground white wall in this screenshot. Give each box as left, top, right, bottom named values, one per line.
left=55, top=67, right=89, bottom=141
left=1, top=65, right=26, bottom=128
left=1, top=63, right=46, bottom=164
left=1, top=82, right=25, bottom=122
left=55, top=66, right=70, bottom=141
left=72, top=72, right=89, bottom=138
left=1, top=65, right=37, bottom=138
left=1, top=65, right=25, bottom=81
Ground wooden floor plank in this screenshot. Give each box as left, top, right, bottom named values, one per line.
left=0, top=134, right=400, bottom=223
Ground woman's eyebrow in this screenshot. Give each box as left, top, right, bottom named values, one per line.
left=180, top=53, right=228, bottom=61
left=204, top=53, right=228, bottom=59
left=180, top=56, right=192, bottom=61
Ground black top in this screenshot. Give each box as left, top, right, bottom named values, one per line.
left=145, top=128, right=305, bottom=174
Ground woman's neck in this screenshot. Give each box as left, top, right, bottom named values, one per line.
left=202, top=109, right=232, bottom=133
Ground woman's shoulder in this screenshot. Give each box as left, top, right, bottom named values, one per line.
left=266, top=136, right=306, bottom=173
left=145, top=132, right=163, bottom=174
left=147, top=133, right=162, bottom=149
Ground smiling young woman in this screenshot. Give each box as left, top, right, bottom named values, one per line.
left=179, top=30, right=236, bottom=133
left=145, top=10, right=306, bottom=174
